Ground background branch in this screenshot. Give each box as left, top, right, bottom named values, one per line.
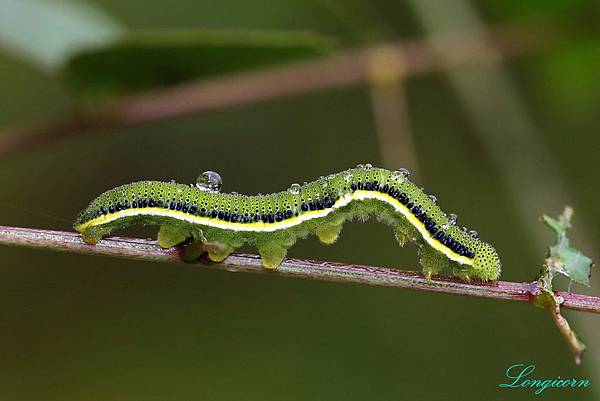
left=1, top=225, right=598, bottom=314
left=0, top=23, right=557, bottom=157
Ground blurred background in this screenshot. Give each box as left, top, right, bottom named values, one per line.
left=1, top=0, right=599, bottom=400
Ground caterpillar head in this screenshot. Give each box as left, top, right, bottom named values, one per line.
left=471, top=242, right=501, bottom=281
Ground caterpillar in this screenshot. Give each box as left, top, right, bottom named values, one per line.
left=74, top=165, right=501, bottom=281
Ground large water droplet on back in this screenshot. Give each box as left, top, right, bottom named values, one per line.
left=448, top=213, right=458, bottom=225
left=356, top=163, right=365, bottom=169
left=196, top=171, right=222, bottom=192
left=288, top=183, right=301, bottom=195
left=428, top=194, right=437, bottom=203
left=364, top=163, right=373, bottom=170
left=469, top=230, right=479, bottom=239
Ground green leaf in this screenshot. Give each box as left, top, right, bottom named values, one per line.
left=549, top=242, right=593, bottom=286
left=542, top=207, right=593, bottom=286
left=62, top=29, right=334, bottom=103
left=0, top=0, right=123, bottom=70
left=535, top=207, right=591, bottom=363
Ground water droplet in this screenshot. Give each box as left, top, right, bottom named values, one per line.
left=344, top=173, right=353, bottom=182
left=442, top=224, right=449, bottom=231
left=461, top=226, right=468, bottom=232
left=364, top=163, right=373, bottom=170
left=169, top=179, right=176, bottom=184
left=356, top=163, right=365, bottom=169
left=231, top=191, right=239, bottom=195
left=288, top=183, right=301, bottom=195
left=327, top=174, right=336, bottom=179
left=448, top=213, right=458, bottom=225
left=196, top=170, right=222, bottom=192
left=428, top=194, right=437, bottom=203
left=469, top=230, right=479, bottom=239
left=395, top=167, right=410, bottom=178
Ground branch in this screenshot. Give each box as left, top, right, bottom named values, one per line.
left=1, top=225, right=598, bottom=314
left=0, top=23, right=559, bottom=157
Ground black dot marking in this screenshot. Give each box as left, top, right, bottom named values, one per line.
left=223, top=211, right=231, bottom=221
left=231, top=213, right=238, bottom=222
left=176, top=202, right=182, bottom=211
left=382, top=184, right=389, bottom=193
left=182, top=203, right=189, bottom=213
left=301, top=203, right=308, bottom=211
left=316, top=200, right=324, bottom=210
left=261, top=214, right=268, bottom=223
left=211, top=210, right=218, bottom=218
left=351, top=184, right=357, bottom=191
left=169, top=201, right=176, bottom=210
left=108, top=205, right=115, bottom=213
left=268, top=213, right=275, bottom=223
left=101, top=207, right=108, bottom=215
left=149, top=198, right=156, bottom=207
left=364, top=182, right=372, bottom=191
left=285, top=209, right=293, bottom=218
left=132, top=201, right=138, bottom=208
left=357, top=182, right=363, bottom=190
left=276, top=212, right=283, bottom=221
left=309, top=202, right=316, bottom=211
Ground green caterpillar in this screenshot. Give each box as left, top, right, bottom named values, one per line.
left=74, top=165, right=501, bottom=281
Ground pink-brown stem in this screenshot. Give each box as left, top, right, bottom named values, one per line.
left=1, top=225, right=598, bottom=313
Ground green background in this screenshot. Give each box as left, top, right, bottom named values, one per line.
left=0, top=1, right=598, bottom=400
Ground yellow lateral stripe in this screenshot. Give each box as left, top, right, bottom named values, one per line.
left=75, top=190, right=472, bottom=265
left=352, top=191, right=473, bottom=266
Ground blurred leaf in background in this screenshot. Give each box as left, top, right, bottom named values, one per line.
left=62, top=30, right=334, bottom=104
left=0, top=0, right=123, bottom=70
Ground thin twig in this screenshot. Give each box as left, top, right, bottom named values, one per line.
left=366, top=45, right=421, bottom=179
left=0, top=23, right=559, bottom=157
left=1, top=225, right=598, bottom=313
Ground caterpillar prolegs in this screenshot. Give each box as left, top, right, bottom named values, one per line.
left=74, top=166, right=501, bottom=281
